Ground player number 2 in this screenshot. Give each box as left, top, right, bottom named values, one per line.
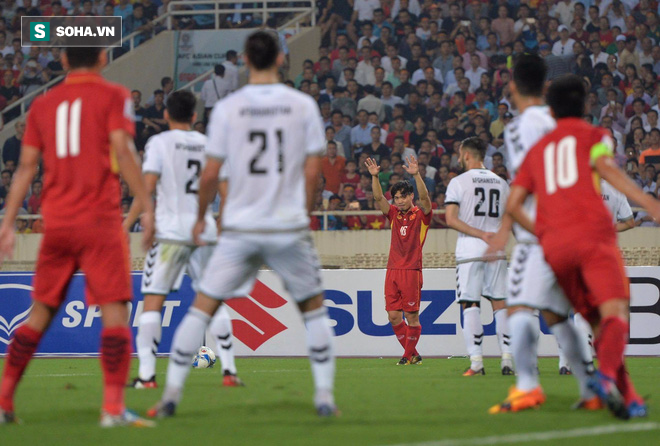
left=544, top=136, right=578, bottom=195
left=249, top=129, right=284, bottom=174
left=55, top=98, right=82, bottom=159
left=185, top=159, right=202, bottom=194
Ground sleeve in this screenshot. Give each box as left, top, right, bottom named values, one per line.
left=141, top=136, right=163, bottom=175
left=218, top=162, right=230, bottom=181
left=589, top=129, right=614, bottom=166
left=305, top=98, right=326, bottom=156
left=444, top=178, right=462, bottom=206
left=206, top=102, right=229, bottom=161
left=108, top=87, right=136, bottom=137
left=616, top=193, right=634, bottom=222
left=22, top=103, right=43, bottom=151
left=512, top=155, right=535, bottom=192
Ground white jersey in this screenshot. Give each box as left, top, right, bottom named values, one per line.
left=504, top=105, right=556, bottom=243
left=601, top=180, right=633, bottom=224
left=445, top=168, right=510, bottom=262
left=142, top=129, right=217, bottom=244
left=206, top=84, right=325, bottom=232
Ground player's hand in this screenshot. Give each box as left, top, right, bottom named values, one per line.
left=403, top=155, right=419, bottom=176
left=192, top=219, right=207, bottom=246
left=0, top=223, right=15, bottom=264
left=365, top=157, right=380, bottom=176
left=484, top=231, right=507, bottom=260
left=480, top=231, right=497, bottom=244
left=140, top=211, right=155, bottom=251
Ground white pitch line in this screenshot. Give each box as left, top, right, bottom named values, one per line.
left=387, top=422, right=660, bottom=446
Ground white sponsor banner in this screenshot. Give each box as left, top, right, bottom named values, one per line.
left=221, top=267, right=660, bottom=357
left=174, top=30, right=251, bottom=89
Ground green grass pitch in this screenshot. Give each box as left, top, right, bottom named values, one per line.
left=0, top=357, right=658, bottom=445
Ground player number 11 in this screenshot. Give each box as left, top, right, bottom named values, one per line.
left=543, top=136, right=578, bottom=195
left=56, top=98, right=82, bottom=159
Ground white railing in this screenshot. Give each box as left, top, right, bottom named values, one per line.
left=2, top=0, right=316, bottom=124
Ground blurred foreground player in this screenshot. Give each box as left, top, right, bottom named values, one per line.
left=507, top=74, right=660, bottom=419
left=148, top=31, right=337, bottom=418
left=124, top=91, right=242, bottom=389
left=0, top=47, right=155, bottom=427
left=365, top=156, right=431, bottom=366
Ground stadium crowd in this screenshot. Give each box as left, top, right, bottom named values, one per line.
left=3, top=0, right=660, bottom=231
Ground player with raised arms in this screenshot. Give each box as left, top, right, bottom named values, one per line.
left=445, top=137, right=513, bottom=376
left=124, top=90, right=243, bottom=390
left=365, top=155, right=432, bottom=366
left=506, top=74, right=660, bottom=419
left=0, top=47, right=155, bottom=427
left=488, top=55, right=598, bottom=414
left=148, top=31, right=337, bottom=418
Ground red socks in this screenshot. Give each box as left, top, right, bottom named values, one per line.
left=392, top=321, right=420, bottom=358
left=0, top=325, right=42, bottom=412
left=100, top=326, right=132, bottom=416
left=403, top=326, right=422, bottom=360
left=594, top=316, right=628, bottom=379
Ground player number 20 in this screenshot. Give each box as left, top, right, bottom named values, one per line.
left=55, top=98, right=82, bottom=159
left=474, top=187, right=500, bottom=218
left=543, top=136, right=578, bottom=195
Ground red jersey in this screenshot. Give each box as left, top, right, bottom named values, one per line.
left=23, top=72, right=134, bottom=229
left=385, top=204, right=431, bottom=269
left=513, top=118, right=616, bottom=246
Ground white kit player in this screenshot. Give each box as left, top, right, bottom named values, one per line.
left=489, top=55, right=598, bottom=414
left=124, top=91, right=243, bottom=389
left=445, top=137, right=513, bottom=376
left=148, top=31, right=337, bottom=418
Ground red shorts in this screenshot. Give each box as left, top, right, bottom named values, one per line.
left=33, top=226, right=132, bottom=308
left=384, top=269, right=422, bottom=312
left=543, top=240, right=629, bottom=323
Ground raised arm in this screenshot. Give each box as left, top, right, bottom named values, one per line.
left=403, top=155, right=431, bottom=214
left=365, top=157, right=391, bottom=214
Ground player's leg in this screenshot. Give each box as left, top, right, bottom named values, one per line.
left=457, top=262, right=485, bottom=375
left=265, top=232, right=337, bottom=416
left=384, top=269, right=408, bottom=359
left=572, top=312, right=595, bottom=367
left=484, top=259, right=512, bottom=374
left=0, top=230, right=74, bottom=421
left=150, top=234, right=259, bottom=417
left=401, top=270, right=423, bottom=364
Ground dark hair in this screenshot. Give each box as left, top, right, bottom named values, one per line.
left=226, top=50, right=238, bottom=60
left=391, top=180, right=414, bottom=197
left=64, top=47, right=102, bottom=68
left=513, top=54, right=547, bottom=97
left=214, top=64, right=225, bottom=76
left=161, top=76, right=172, bottom=87
left=245, top=31, right=279, bottom=70
left=461, top=136, right=487, bottom=160
left=166, top=90, right=196, bottom=123
left=547, top=74, right=586, bottom=119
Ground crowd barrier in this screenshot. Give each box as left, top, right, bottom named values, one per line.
left=0, top=268, right=658, bottom=357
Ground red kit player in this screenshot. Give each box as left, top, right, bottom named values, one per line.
left=507, top=74, right=660, bottom=419
left=366, top=156, right=431, bottom=365
left=0, top=48, right=155, bottom=427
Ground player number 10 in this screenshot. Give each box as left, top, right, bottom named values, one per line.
left=543, top=136, right=578, bottom=195
left=56, top=98, right=82, bottom=159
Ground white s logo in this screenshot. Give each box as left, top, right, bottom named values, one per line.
left=35, top=24, right=46, bottom=39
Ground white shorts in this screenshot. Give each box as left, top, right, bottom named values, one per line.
left=198, top=231, right=323, bottom=303
left=507, top=243, right=571, bottom=316
left=455, top=259, right=507, bottom=303
left=141, top=242, right=213, bottom=295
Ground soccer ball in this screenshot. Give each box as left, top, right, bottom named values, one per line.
left=192, top=346, right=216, bottom=369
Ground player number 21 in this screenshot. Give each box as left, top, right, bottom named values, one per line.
left=543, top=136, right=578, bottom=195
left=56, top=98, right=82, bottom=159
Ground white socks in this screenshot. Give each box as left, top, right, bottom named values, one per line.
left=573, top=312, right=594, bottom=364
left=551, top=319, right=596, bottom=400
left=462, top=307, right=483, bottom=370
left=136, top=310, right=162, bottom=381
left=163, top=307, right=211, bottom=404
left=303, top=307, right=335, bottom=407
left=508, top=310, right=539, bottom=391
left=209, top=305, right=237, bottom=375
left=494, top=309, right=513, bottom=368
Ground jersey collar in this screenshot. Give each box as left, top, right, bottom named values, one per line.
left=399, top=205, right=418, bottom=216
left=64, top=72, right=104, bottom=85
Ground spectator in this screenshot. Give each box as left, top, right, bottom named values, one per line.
left=357, top=85, right=385, bottom=122
left=123, top=3, right=154, bottom=48
left=362, top=125, right=390, bottom=161
left=2, top=120, right=23, bottom=167
left=552, top=25, right=576, bottom=56
left=201, top=64, right=232, bottom=122
left=321, top=141, right=346, bottom=194
left=222, top=50, right=239, bottom=92
left=27, top=179, right=42, bottom=214
left=142, top=89, right=168, bottom=137
left=113, top=0, right=133, bottom=21
left=339, top=159, right=360, bottom=195
left=146, top=76, right=174, bottom=106
left=351, top=109, right=375, bottom=153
